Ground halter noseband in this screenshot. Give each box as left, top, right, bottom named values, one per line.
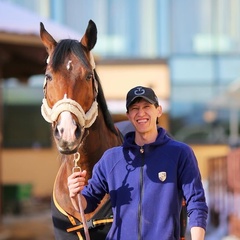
left=41, top=52, right=98, bottom=129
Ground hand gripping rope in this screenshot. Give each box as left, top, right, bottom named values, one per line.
left=72, top=152, right=90, bottom=240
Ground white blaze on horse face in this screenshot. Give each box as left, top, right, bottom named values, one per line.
left=67, top=60, right=72, bottom=70
left=57, top=111, right=77, bottom=142
left=43, top=76, right=47, bottom=88
left=46, top=56, right=50, bottom=64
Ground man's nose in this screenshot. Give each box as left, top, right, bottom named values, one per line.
left=137, top=107, right=145, bottom=116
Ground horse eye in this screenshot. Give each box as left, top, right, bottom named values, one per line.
left=86, top=73, right=93, bottom=81
left=45, top=73, right=52, bottom=81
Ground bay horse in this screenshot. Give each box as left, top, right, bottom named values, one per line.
left=40, top=20, right=123, bottom=240
left=40, top=20, right=187, bottom=240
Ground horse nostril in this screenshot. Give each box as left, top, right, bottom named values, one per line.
left=75, top=125, right=81, bottom=139
left=54, top=126, right=61, bottom=140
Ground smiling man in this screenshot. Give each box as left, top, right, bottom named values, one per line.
left=68, top=86, right=208, bottom=240
left=126, top=86, right=162, bottom=144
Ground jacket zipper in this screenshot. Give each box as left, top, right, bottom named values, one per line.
left=138, top=146, right=144, bottom=240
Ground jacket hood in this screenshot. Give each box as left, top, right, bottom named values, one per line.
left=123, top=127, right=171, bottom=149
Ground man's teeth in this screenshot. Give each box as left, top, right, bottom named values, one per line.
left=137, top=119, right=147, bottom=123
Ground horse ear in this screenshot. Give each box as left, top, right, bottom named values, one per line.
left=40, top=22, right=57, bottom=55
left=80, top=20, right=97, bottom=51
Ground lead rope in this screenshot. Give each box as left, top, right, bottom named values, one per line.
left=72, top=152, right=91, bottom=240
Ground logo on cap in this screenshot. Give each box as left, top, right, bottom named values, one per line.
left=134, top=87, right=145, bottom=96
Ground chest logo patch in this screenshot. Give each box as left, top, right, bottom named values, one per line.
left=158, top=172, right=167, bottom=182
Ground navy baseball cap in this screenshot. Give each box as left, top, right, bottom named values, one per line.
left=126, top=86, right=159, bottom=109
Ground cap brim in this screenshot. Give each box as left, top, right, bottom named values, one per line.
left=127, top=96, right=156, bottom=108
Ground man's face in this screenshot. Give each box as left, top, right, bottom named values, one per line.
left=126, top=98, right=162, bottom=134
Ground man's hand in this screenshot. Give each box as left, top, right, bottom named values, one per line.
left=67, top=170, right=87, bottom=198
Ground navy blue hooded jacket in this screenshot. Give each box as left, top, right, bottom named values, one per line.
left=82, top=127, right=208, bottom=240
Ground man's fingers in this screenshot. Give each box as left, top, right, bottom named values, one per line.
left=67, top=170, right=87, bottom=198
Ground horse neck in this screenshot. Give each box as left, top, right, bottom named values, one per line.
left=78, top=108, right=122, bottom=180
left=54, top=109, right=122, bottom=221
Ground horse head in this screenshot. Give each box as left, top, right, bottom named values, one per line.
left=40, top=20, right=98, bottom=154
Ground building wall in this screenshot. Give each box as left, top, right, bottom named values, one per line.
left=2, top=147, right=59, bottom=197
left=191, top=144, right=230, bottom=180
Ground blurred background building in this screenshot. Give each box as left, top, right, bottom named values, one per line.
left=1, top=0, right=240, bottom=239
left=2, top=0, right=240, bottom=145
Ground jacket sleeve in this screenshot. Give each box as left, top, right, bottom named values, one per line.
left=82, top=157, right=109, bottom=213
left=178, top=145, right=208, bottom=230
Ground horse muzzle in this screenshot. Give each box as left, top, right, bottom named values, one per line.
left=53, top=112, right=84, bottom=154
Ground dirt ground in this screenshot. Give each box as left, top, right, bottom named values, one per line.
left=0, top=211, right=54, bottom=240
left=1, top=198, right=238, bottom=240
left=0, top=198, right=54, bottom=240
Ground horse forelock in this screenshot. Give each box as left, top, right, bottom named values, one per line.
left=51, top=39, right=90, bottom=71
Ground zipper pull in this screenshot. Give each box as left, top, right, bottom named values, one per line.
left=140, top=146, right=144, bottom=154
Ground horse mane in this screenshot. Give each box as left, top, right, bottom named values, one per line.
left=51, top=39, right=119, bottom=136
left=94, top=69, right=119, bottom=135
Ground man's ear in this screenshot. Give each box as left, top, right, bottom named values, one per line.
left=157, top=105, right=163, bottom=118
left=126, top=111, right=130, bottom=120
